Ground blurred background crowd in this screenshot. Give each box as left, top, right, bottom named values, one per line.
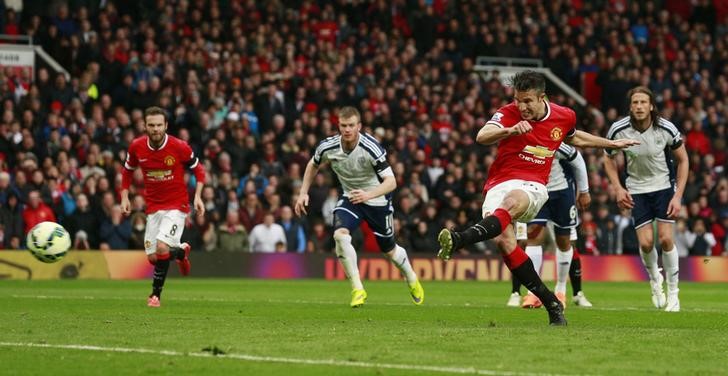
left=0, top=0, right=726, bottom=256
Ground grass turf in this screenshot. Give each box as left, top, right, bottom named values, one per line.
left=1, top=279, right=726, bottom=375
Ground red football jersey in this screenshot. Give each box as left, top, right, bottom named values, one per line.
left=483, top=101, right=576, bottom=191
left=124, top=134, right=198, bottom=214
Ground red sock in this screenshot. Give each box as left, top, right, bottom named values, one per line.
left=503, top=245, right=529, bottom=269
left=572, top=248, right=581, bottom=261
left=492, top=208, right=512, bottom=230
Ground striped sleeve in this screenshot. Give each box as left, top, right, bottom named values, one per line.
left=360, top=133, right=391, bottom=176
left=657, top=118, right=683, bottom=149
left=313, top=136, right=340, bottom=165
left=556, top=143, right=577, bottom=161
left=605, top=117, right=631, bottom=156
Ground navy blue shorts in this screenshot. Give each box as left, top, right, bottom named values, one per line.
left=333, top=197, right=396, bottom=252
left=631, top=187, right=675, bottom=229
left=530, top=186, right=577, bottom=236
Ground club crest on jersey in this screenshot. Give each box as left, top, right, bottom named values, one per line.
left=144, top=240, right=151, bottom=249
left=164, top=155, right=175, bottom=166
left=550, top=127, right=563, bottom=141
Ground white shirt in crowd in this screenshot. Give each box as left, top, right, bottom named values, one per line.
left=248, top=222, right=287, bottom=253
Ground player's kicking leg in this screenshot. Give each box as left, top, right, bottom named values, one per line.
left=437, top=206, right=511, bottom=261
left=438, top=185, right=539, bottom=261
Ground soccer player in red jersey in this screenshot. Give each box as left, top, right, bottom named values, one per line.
left=437, top=71, right=639, bottom=325
left=120, top=106, right=206, bottom=307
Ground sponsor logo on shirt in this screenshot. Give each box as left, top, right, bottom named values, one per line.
left=146, top=170, right=173, bottom=181
left=519, top=145, right=555, bottom=165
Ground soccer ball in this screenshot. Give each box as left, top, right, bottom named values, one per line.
left=26, top=221, right=71, bottom=263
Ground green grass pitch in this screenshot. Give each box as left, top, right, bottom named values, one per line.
left=1, top=279, right=727, bottom=375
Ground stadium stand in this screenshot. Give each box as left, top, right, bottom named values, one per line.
left=0, top=0, right=725, bottom=256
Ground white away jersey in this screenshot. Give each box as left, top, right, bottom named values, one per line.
left=606, top=116, right=682, bottom=194
left=313, top=132, right=393, bottom=206
left=549, top=143, right=582, bottom=191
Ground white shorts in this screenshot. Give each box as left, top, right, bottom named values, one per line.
left=482, top=179, right=549, bottom=223
left=515, top=222, right=578, bottom=241
left=144, top=210, right=187, bottom=255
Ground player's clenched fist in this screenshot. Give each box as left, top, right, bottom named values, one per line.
left=509, top=121, right=533, bottom=135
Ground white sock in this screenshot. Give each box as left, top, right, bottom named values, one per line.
left=387, top=245, right=418, bottom=285
left=662, top=246, right=679, bottom=293
left=524, top=245, right=543, bottom=276
left=334, top=234, right=363, bottom=290
left=555, top=247, right=573, bottom=294
left=640, top=248, right=660, bottom=282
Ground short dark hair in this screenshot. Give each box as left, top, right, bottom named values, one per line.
left=510, top=70, right=546, bottom=93
left=627, top=86, right=660, bottom=122
left=144, top=106, right=168, bottom=122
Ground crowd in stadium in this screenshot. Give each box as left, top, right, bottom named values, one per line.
left=0, top=0, right=726, bottom=256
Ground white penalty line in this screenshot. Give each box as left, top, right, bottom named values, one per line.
left=0, top=342, right=568, bottom=376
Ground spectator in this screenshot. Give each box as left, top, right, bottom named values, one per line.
left=0, top=192, right=23, bottom=249
left=99, top=205, right=131, bottom=250
left=248, top=213, right=286, bottom=253
left=128, top=212, right=147, bottom=250
left=409, top=221, right=440, bottom=253
left=22, top=190, right=56, bottom=234
left=62, top=193, right=100, bottom=249
left=0, top=0, right=725, bottom=257
left=236, top=163, right=268, bottom=197
left=181, top=214, right=217, bottom=253
left=686, top=218, right=718, bottom=256
left=217, top=210, right=249, bottom=252
left=278, top=205, right=306, bottom=253
left=238, top=192, right=265, bottom=233
left=307, top=220, right=333, bottom=253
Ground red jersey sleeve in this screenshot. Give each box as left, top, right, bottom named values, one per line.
left=485, top=105, right=521, bottom=128
left=565, top=108, right=577, bottom=138
left=179, top=141, right=206, bottom=184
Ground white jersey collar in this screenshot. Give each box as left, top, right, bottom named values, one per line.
left=147, top=134, right=169, bottom=151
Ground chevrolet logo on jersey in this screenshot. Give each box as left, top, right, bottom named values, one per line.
left=146, top=170, right=173, bottom=181
left=521, top=145, right=555, bottom=158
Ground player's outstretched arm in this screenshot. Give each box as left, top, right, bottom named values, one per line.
left=295, top=159, right=321, bottom=216
left=567, top=130, right=640, bottom=149
left=476, top=122, right=531, bottom=145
